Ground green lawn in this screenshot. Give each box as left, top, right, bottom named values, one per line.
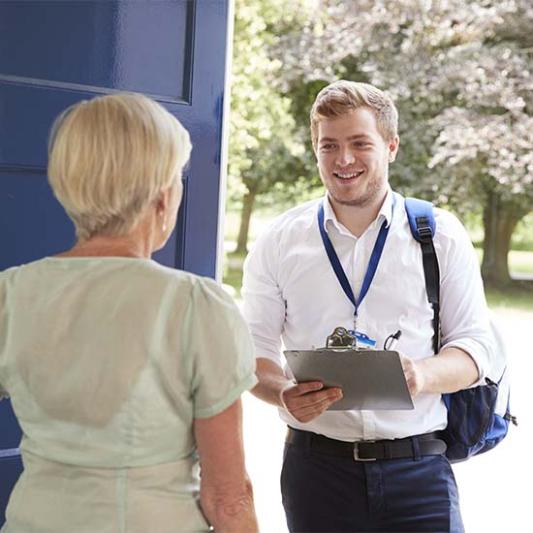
left=474, top=248, right=533, bottom=276
left=508, top=250, right=533, bottom=275
left=485, top=286, right=533, bottom=313
left=224, top=208, right=533, bottom=310
left=224, top=242, right=533, bottom=312
left=224, top=248, right=533, bottom=309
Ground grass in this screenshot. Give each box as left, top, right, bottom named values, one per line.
left=223, top=250, right=246, bottom=299
left=223, top=247, right=533, bottom=310
left=223, top=208, right=533, bottom=310
left=485, top=286, right=533, bottom=313
left=474, top=248, right=533, bottom=276
left=508, top=250, right=533, bottom=275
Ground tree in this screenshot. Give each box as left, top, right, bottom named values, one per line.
left=427, top=6, right=533, bottom=286
left=228, top=0, right=311, bottom=254
left=275, top=0, right=533, bottom=286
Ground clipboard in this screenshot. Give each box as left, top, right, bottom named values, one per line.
left=284, top=349, right=414, bottom=411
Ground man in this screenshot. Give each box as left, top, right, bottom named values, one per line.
left=242, top=80, right=496, bottom=532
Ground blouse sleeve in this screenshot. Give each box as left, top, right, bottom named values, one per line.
left=186, top=278, right=257, bottom=419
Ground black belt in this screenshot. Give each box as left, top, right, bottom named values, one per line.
left=286, top=427, right=447, bottom=461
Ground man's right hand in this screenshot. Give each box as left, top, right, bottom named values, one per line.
left=280, top=382, right=343, bottom=423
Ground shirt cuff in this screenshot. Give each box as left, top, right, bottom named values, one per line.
left=440, top=338, right=490, bottom=387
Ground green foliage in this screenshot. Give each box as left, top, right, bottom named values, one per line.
left=224, top=207, right=533, bottom=309
left=468, top=212, right=533, bottom=252
left=227, top=0, right=532, bottom=280
left=228, top=0, right=313, bottom=210
left=276, top=1, right=533, bottom=208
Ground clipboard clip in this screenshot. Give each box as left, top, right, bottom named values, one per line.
left=325, top=327, right=358, bottom=349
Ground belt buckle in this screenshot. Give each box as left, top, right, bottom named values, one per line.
left=353, top=441, right=376, bottom=462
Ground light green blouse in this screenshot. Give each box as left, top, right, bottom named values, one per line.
left=0, top=257, right=257, bottom=533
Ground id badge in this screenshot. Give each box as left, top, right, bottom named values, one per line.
left=348, top=330, right=377, bottom=349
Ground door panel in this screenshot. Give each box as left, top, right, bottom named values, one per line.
left=0, top=0, right=231, bottom=524
left=0, top=1, right=227, bottom=276
left=0, top=1, right=193, bottom=101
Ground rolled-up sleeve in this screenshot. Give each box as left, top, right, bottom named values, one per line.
left=242, top=228, right=286, bottom=367
left=436, top=210, right=502, bottom=385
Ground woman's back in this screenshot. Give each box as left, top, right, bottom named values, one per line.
left=0, top=257, right=256, bottom=532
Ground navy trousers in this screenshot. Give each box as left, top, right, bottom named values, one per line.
left=281, top=440, right=464, bottom=533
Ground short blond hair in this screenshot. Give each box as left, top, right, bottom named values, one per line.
left=310, top=80, right=398, bottom=150
left=48, top=92, right=191, bottom=240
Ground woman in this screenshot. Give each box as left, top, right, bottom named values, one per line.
left=0, top=93, right=259, bottom=532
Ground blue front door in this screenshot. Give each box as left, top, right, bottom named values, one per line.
left=0, top=0, right=231, bottom=523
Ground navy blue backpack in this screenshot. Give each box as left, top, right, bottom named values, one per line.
left=404, top=196, right=517, bottom=462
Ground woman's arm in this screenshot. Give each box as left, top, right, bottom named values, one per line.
left=194, top=399, right=258, bottom=533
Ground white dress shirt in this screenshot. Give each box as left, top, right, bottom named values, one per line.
left=242, top=189, right=498, bottom=442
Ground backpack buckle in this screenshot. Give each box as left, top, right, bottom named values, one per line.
left=416, top=225, right=433, bottom=240
left=415, top=216, right=433, bottom=241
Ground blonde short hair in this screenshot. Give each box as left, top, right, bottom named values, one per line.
left=310, top=80, right=398, bottom=150
left=48, top=92, right=191, bottom=240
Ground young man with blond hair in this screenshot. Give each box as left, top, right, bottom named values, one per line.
left=243, top=80, right=497, bottom=532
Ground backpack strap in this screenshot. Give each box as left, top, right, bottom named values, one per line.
left=404, top=197, right=441, bottom=354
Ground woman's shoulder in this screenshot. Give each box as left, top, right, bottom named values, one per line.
left=0, top=258, right=234, bottom=311
left=142, top=262, right=236, bottom=308
left=0, top=261, right=37, bottom=286
left=187, top=275, right=238, bottom=312
left=142, top=262, right=220, bottom=292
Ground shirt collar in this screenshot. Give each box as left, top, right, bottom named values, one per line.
left=321, top=187, right=394, bottom=235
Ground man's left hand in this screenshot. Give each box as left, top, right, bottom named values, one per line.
left=399, top=354, right=426, bottom=398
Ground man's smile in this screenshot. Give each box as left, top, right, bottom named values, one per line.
left=333, top=170, right=364, bottom=180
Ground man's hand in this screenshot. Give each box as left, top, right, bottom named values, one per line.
left=280, top=382, right=343, bottom=423
left=399, top=355, right=426, bottom=398
left=399, top=347, right=479, bottom=396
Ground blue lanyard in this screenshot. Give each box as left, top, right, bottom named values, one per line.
left=317, top=197, right=395, bottom=320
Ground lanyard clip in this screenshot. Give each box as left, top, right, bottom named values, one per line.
left=325, top=327, right=357, bottom=349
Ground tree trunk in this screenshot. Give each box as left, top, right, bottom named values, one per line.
left=234, top=188, right=257, bottom=254
left=481, top=190, right=524, bottom=287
